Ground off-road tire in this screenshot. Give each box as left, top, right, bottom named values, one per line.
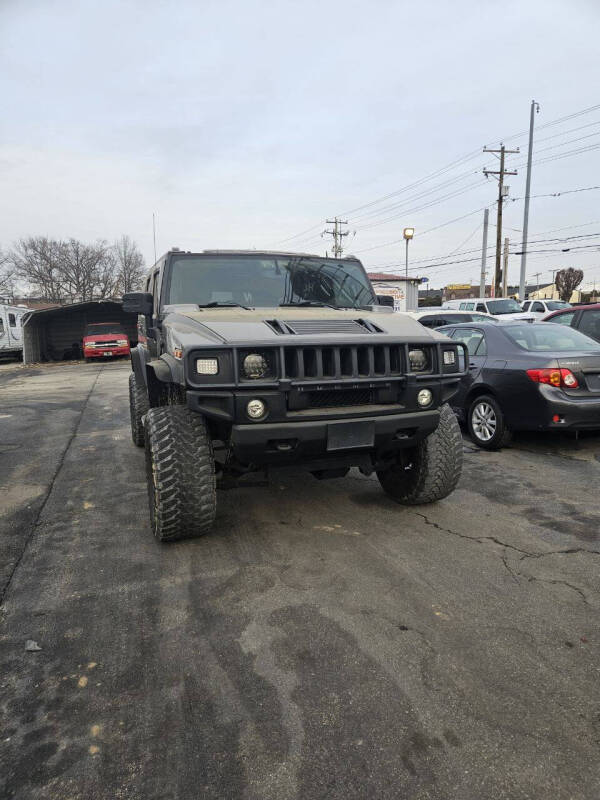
left=129, top=371, right=149, bottom=447
left=467, top=394, right=512, bottom=450
left=144, top=405, right=216, bottom=541
left=377, top=403, right=463, bottom=505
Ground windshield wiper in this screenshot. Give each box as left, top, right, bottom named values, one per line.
left=279, top=301, right=341, bottom=310
left=198, top=301, right=253, bottom=310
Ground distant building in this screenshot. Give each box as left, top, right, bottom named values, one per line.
left=442, top=284, right=491, bottom=302
left=528, top=284, right=582, bottom=303
left=366, top=274, right=421, bottom=311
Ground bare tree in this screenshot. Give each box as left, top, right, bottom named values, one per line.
left=8, top=237, right=66, bottom=302
left=60, top=238, right=118, bottom=301
left=114, top=235, right=145, bottom=294
left=0, top=248, right=16, bottom=300
left=94, top=245, right=119, bottom=299
left=555, top=268, right=584, bottom=302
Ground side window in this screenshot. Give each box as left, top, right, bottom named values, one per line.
left=548, top=311, right=575, bottom=326
left=578, top=310, right=600, bottom=340
left=476, top=303, right=486, bottom=313
left=9, top=313, right=16, bottom=327
left=531, top=302, right=545, bottom=313
left=0, top=317, right=4, bottom=336
left=418, top=316, right=439, bottom=328
left=450, top=327, right=487, bottom=356
left=522, top=301, right=530, bottom=311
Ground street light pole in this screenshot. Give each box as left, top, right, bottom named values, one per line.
left=403, top=227, right=414, bottom=278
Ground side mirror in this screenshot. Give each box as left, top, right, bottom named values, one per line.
left=377, top=295, right=395, bottom=307
left=122, top=292, right=153, bottom=315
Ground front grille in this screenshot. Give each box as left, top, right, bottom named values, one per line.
left=284, top=344, right=406, bottom=380
left=305, top=388, right=374, bottom=408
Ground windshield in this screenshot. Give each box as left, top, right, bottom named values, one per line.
left=166, top=255, right=376, bottom=309
left=502, top=324, right=600, bottom=352
left=86, top=324, right=125, bottom=336
left=546, top=301, right=570, bottom=311
left=486, top=299, right=523, bottom=315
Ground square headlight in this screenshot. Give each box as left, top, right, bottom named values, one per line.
left=196, top=358, right=219, bottom=375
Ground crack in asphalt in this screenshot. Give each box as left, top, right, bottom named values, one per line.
left=412, top=511, right=535, bottom=557
left=0, top=366, right=104, bottom=607
left=524, top=576, right=590, bottom=605
left=412, top=511, right=593, bottom=606
left=520, top=548, right=600, bottom=561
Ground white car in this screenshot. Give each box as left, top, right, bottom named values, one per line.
left=442, top=298, right=535, bottom=321
left=521, top=299, right=571, bottom=319
left=407, top=308, right=498, bottom=329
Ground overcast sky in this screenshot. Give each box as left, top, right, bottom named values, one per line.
left=1, top=0, right=599, bottom=289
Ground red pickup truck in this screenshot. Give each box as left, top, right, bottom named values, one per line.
left=83, top=322, right=130, bottom=361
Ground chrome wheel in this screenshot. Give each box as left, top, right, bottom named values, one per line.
left=471, top=401, right=497, bottom=442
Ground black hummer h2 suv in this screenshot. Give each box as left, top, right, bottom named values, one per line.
left=123, top=250, right=467, bottom=541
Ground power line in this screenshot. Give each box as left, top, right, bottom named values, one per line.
left=354, top=206, right=489, bottom=254
left=273, top=102, right=600, bottom=248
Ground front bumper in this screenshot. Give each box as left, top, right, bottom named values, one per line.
left=84, top=347, right=130, bottom=358
left=229, top=410, right=439, bottom=465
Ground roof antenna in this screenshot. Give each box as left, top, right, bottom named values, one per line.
left=152, top=212, right=158, bottom=264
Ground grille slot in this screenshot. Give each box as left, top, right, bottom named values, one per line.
left=284, top=344, right=405, bottom=380
left=306, top=389, right=374, bottom=408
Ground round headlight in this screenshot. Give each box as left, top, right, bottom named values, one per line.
left=417, top=389, right=433, bottom=407
left=243, top=353, right=268, bottom=379
left=409, top=348, right=428, bottom=371
left=247, top=399, right=266, bottom=419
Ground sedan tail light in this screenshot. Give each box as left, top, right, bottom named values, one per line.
left=526, top=368, right=579, bottom=389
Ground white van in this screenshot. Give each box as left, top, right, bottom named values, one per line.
left=442, top=298, right=534, bottom=321
left=0, top=303, right=27, bottom=357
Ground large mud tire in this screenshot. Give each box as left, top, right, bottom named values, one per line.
left=377, top=404, right=463, bottom=505
left=144, top=405, right=216, bottom=541
left=129, top=371, right=149, bottom=447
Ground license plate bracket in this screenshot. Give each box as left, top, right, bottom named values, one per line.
left=327, top=420, right=375, bottom=451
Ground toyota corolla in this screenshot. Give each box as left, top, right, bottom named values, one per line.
left=436, top=321, right=600, bottom=448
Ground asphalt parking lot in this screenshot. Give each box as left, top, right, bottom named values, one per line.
left=1, top=361, right=599, bottom=800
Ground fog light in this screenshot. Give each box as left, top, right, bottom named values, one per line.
left=247, top=399, right=266, bottom=419
left=196, top=358, right=219, bottom=375
left=417, top=389, right=433, bottom=407
left=443, top=350, right=456, bottom=366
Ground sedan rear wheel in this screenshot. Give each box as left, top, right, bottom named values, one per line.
left=467, top=394, right=512, bottom=450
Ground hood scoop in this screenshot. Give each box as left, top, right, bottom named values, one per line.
left=265, top=318, right=384, bottom=336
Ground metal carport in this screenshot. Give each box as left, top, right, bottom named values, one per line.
left=22, top=300, right=138, bottom=363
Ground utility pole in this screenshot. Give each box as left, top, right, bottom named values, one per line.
left=502, top=237, right=509, bottom=297
left=323, top=218, right=349, bottom=258
left=483, top=144, right=519, bottom=297
left=533, top=271, right=542, bottom=294
left=479, top=208, right=489, bottom=298
left=519, top=100, right=540, bottom=302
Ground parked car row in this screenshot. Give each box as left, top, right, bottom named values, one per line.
left=543, top=302, right=600, bottom=343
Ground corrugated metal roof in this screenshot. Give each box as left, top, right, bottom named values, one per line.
left=22, top=300, right=123, bottom=325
